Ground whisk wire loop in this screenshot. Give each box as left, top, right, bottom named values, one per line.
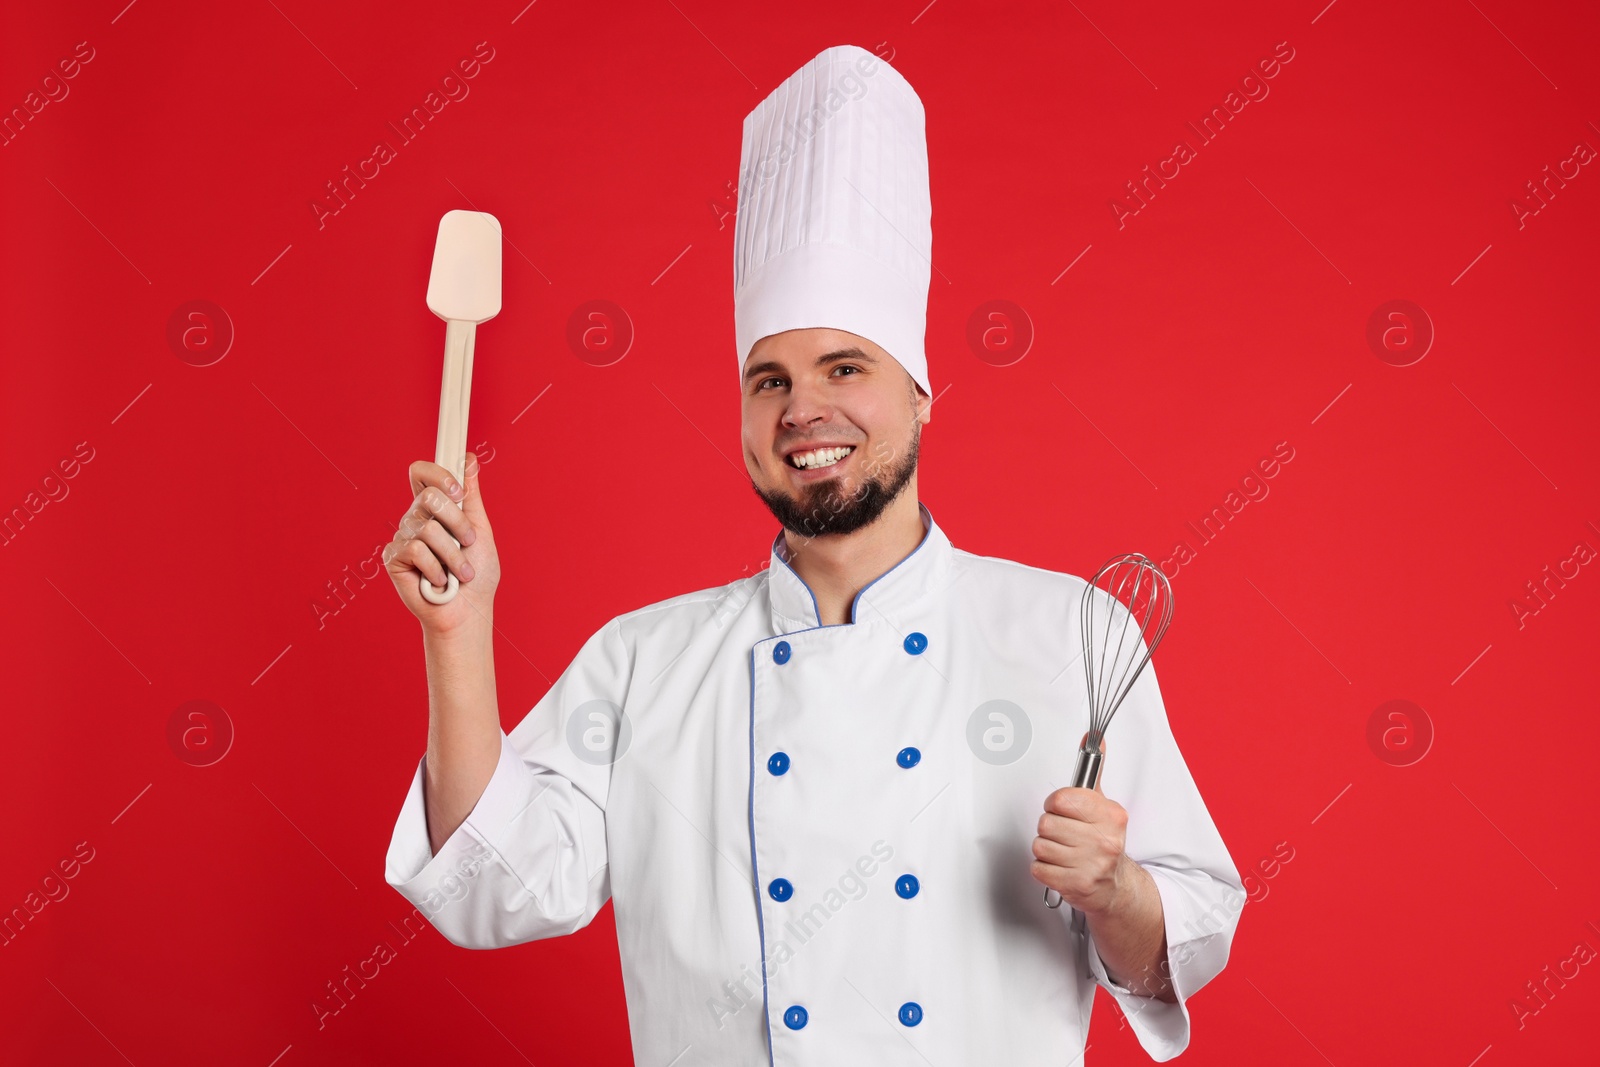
left=1045, top=553, right=1173, bottom=922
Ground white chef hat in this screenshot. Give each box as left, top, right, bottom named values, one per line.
left=733, top=44, right=933, bottom=397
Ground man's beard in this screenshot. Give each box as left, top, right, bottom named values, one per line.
left=751, top=426, right=920, bottom=540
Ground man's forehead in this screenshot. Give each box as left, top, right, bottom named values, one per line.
left=751, top=327, right=876, bottom=357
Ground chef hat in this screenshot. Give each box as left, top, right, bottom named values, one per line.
left=733, top=44, right=933, bottom=397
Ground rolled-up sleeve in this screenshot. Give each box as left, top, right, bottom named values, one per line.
left=384, top=616, right=631, bottom=949
left=1077, top=643, right=1245, bottom=1061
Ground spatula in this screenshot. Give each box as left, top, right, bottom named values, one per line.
left=419, top=209, right=502, bottom=605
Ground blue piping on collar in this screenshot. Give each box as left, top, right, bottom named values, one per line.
left=770, top=502, right=936, bottom=628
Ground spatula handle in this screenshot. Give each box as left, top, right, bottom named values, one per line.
left=420, top=318, right=476, bottom=605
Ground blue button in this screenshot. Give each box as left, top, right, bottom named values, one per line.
left=768, top=878, right=794, bottom=902
left=768, top=751, right=790, bottom=776
left=784, top=1004, right=808, bottom=1030
left=899, top=1001, right=923, bottom=1027
left=896, top=874, right=920, bottom=899
left=896, top=747, right=921, bottom=769
left=773, top=641, right=791, bottom=664
left=903, top=631, right=928, bottom=655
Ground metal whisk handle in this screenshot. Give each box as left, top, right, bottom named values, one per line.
left=1043, top=740, right=1104, bottom=909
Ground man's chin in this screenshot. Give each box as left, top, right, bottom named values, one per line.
left=751, top=429, right=919, bottom=539
left=753, top=475, right=890, bottom=539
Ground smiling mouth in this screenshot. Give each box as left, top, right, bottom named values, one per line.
left=786, top=445, right=856, bottom=470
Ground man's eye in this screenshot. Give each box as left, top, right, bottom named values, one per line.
left=760, top=377, right=784, bottom=390
left=833, top=365, right=857, bottom=376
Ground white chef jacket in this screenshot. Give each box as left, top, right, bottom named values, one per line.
left=385, top=502, right=1244, bottom=1064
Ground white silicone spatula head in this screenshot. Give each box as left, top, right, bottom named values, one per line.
left=426, top=209, right=503, bottom=323
left=417, top=208, right=501, bottom=607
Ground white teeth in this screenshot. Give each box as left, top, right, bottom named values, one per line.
left=788, top=445, right=854, bottom=469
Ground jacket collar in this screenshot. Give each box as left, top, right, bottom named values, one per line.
left=766, top=501, right=954, bottom=632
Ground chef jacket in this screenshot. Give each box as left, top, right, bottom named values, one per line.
left=385, top=502, right=1244, bottom=1064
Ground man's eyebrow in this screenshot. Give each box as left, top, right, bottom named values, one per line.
left=742, top=346, right=878, bottom=385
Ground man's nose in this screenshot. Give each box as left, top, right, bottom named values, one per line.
left=782, top=378, right=833, bottom=426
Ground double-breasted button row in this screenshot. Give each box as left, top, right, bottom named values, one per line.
left=780, top=1001, right=925, bottom=1029
left=764, top=745, right=924, bottom=903
left=770, top=748, right=921, bottom=774
left=769, top=632, right=929, bottom=665
left=762, top=871, right=919, bottom=904
left=767, top=631, right=929, bottom=1039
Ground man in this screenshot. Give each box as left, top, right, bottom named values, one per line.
left=383, top=44, right=1243, bottom=1064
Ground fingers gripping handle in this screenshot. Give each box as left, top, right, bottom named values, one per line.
left=1043, top=741, right=1105, bottom=910
left=420, top=318, right=476, bottom=605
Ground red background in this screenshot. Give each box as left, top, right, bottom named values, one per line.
left=4, top=1, right=1598, bottom=1064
